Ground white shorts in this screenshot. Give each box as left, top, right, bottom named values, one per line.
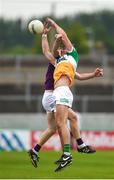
left=53, top=86, right=73, bottom=108
left=42, top=91, right=56, bottom=113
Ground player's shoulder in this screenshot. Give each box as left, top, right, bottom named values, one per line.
left=67, top=46, right=74, bottom=53
left=66, top=46, right=78, bottom=55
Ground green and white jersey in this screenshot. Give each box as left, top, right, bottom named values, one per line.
left=56, top=47, right=79, bottom=71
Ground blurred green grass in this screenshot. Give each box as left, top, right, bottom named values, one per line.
left=0, top=151, right=114, bottom=179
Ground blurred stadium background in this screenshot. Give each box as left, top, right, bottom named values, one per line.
left=0, top=0, right=114, bottom=178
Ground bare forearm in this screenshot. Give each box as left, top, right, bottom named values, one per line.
left=42, top=34, right=55, bottom=64
left=79, top=73, right=95, bottom=80
left=76, top=68, right=103, bottom=81
left=53, top=23, right=70, bottom=46
left=46, top=18, right=67, bottom=42
left=76, top=72, right=95, bottom=80
left=54, top=24, right=73, bottom=51
left=50, top=20, right=65, bottom=35
left=42, top=34, right=49, bottom=54
left=47, top=18, right=73, bottom=51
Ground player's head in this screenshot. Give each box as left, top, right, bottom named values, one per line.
left=58, top=47, right=67, bottom=56
left=54, top=33, right=67, bottom=56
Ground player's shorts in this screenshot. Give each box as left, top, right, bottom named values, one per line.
left=53, top=86, right=73, bottom=108
left=54, top=62, right=75, bottom=86
left=42, top=90, right=55, bottom=113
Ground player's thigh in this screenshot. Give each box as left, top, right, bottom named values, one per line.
left=56, top=104, right=69, bottom=124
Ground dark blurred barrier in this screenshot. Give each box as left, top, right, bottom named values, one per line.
left=0, top=84, right=113, bottom=113
left=0, top=95, right=113, bottom=113
left=0, top=55, right=114, bottom=113
left=0, top=54, right=114, bottom=67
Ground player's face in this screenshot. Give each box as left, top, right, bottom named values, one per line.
left=59, top=48, right=67, bottom=56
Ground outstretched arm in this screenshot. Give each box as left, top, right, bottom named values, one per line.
left=47, top=18, right=73, bottom=51
left=76, top=68, right=103, bottom=80
left=41, top=24, right=55, bottom=65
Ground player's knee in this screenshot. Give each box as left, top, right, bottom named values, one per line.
left=71, top=113, right=78, bottom=122
left=56, top=120, right=64, bottom=130
left=49, top=127, right=56, bottom=135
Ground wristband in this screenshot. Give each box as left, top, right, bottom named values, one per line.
left=42, top=34, right=47, bottom=38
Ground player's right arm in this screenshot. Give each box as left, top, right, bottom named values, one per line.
left=47, top=18, right=73, bottom=52
left=42, top=31, right=55, bottom=65
left=76, top=68, right=103, bottom=80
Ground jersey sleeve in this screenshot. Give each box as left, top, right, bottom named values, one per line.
left=67, top=47, right=79, bottom=64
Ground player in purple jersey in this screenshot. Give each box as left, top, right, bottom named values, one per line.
left=44, top=63, right=54, bottom=90
left=28, top=23, right=103, bottom=170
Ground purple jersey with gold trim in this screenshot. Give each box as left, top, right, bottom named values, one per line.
left=44, top=63, right=55, bottom=90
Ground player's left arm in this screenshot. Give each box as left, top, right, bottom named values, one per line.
left=76, top=68, right=103, bottom=80
left=46, top=18, right=73, bottom=51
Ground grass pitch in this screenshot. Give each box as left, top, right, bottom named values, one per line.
left=0, top=151, right=114, bottom=179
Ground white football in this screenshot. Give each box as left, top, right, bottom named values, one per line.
left=28, top=19, right=44, bottom=34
